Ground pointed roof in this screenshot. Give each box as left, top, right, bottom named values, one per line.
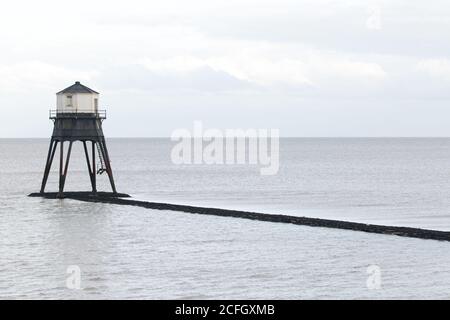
left=57, top=81, right=99, bottom=94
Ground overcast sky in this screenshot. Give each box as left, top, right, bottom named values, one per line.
left=1, top=0, right=450, bottom=137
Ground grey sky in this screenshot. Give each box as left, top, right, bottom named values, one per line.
left=1, top=0, right=450, bottom=137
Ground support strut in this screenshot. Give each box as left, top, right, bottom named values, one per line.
left=40, top=139, right=58, bottom=194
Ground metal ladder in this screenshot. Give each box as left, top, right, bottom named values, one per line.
left=96, top=143, right=107, bottom=175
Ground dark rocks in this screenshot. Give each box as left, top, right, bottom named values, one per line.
left=29, top=192, right=450, bottom=242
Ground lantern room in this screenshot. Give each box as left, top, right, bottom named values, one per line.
left=56, top=81, right=99, bottom=114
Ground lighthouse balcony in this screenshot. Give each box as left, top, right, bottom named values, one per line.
left=49, top=109, right=107, bottom=120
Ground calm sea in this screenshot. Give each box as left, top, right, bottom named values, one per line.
left=1, top=138, right=450, bottom=299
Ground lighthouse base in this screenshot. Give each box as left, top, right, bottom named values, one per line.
left=29, top=191, right=131, bottom=199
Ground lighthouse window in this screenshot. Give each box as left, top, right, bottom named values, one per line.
left=66, top=95, right=73, bottom=107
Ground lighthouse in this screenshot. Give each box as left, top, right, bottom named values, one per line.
left=40, top=81, right=117, bottom=197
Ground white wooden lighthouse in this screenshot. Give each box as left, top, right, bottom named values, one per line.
left=56, top=81, right=99, bottom=114
left=40, top=81, right=117, bottom=197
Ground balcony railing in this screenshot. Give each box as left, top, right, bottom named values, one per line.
left=49, top=109, right=107, bottom=120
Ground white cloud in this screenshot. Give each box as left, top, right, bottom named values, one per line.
left=0, top=61, right=97, bottom=93
left=0, top=0, right=388, bottom=92
left=141, top=56, right=206, bottom=75
left=416, top=59, right=450, bottom=79
left=141, top=55, right=314, bottom=86
left=140, top=46, right=386, bottom=88
left=0, top=0, right=449, bottom=137
left=366, top=5, right=382, bottom=30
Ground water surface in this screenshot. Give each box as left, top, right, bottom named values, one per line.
left=1, top=138, right=450, bottom=299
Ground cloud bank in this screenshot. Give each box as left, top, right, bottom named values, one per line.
left=0, top=0, right=450, bottom=136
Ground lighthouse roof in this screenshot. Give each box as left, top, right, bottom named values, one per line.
left=57, top=81, right=99, bottom=94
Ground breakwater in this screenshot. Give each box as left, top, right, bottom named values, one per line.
left=29, top=192, right=450, bottom=242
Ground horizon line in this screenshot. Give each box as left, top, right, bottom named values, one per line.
left=3, top=136, right=450, bottom=139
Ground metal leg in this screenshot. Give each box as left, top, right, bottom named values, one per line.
left=41, top=137, right=117, bottom=195
left=83, top=141, right=97, bottom=193
left=92, top=141, right=96, bottom=193
left=98, top=138, right=117, bottom=193
left=61, top=141, right=73, bottom=195
left=57, top=141, right=64, bottom=198
left=40, top=139, right=58, bottom=193
left=58, top=141, right=73, bottom=198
